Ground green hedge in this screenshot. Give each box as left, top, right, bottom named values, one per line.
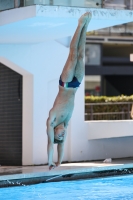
left=85, top=95, right=133, bottom=120
left=85, top=95, right=133, bottom=103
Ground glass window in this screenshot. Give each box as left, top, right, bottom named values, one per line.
left=85, top=75, right=101, bottom=96
left=0, top=0, right=15, bottom=11
left=85, top=44, right=101, bottom=66
left=103, top=0, right=126, bottom=9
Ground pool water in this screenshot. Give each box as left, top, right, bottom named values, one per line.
left=0, top=174, right=133, bottom=200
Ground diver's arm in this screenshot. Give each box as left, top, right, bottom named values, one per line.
left=64, top=113, right=72, bottom=128
left=47, top=116, right=55, bottom=169
left=56, top=129, right=67, bottom=166
left=57, top=142, right=65, bottom=166
left=56, top=115, right=70, bottom=166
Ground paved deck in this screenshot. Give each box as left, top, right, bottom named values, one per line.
left=0, top=158, right=133, bottom=187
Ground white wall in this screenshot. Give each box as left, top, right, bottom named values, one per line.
left=0, top=41, right=69, bottom=164
left=0, top=40, right=133, bottom=165
left=1, top=4, right=133, bottom=164
left=69, top=79, right=133, bottom=161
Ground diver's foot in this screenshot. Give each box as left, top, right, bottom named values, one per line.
left=49, top=164, right=56, bottom=170
left=56, top=162, right=61, bottom=167
left=78, top=12, right=91, bottom=25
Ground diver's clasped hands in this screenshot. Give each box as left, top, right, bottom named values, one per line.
left=49, top=162, right=61, bottom=170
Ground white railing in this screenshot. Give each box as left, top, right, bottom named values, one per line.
left=1, top=0, right=133, bottom=12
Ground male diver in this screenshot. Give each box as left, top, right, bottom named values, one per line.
left=46, top=12, right=92, bottom=170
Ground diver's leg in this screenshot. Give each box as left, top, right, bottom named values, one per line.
left=60, top=13, right=89, bottom=82
left=74, top=14, right=91, bottom=83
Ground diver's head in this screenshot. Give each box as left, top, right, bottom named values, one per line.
left=54, top=124, right=66, bottom=144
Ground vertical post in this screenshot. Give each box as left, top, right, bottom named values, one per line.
left=129, top=0, right=133, bottom=9
left=101, top=0, right=104, bottom=8
left=125, top=0, right=133, bottom=10
left=20, top=0, right=24, bottom=7
left=90, top=104, right=93, bottom=120
left=130, top=54, right=133, bottom=62
left=131, top=0, right=133, bottom=9
left=49, top=0, right=53, bottom=5
left=128, top=103, right=131, bottom=119
left=14, top=0, right=20, bottom=8
left=131, top=103, right=133, bottom=119
left=122, top=108, right=124, bottom=120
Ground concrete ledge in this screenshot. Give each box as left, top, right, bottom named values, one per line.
left=1, top=5, right=133, bottom=43
left=1, top=167, right=133, bottom=187
left=87, top=120, right=133, bottom=140
left=0, top=159, right=133, bottom=187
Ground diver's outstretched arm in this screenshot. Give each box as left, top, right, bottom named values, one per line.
left=56, top=130, right=67, bottom=166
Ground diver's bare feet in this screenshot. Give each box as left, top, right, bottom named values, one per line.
left=56, top=162, right=61, bottom=167
left=49, top=163, right=56, bottom=170
left=78, top=12, right=91, bottom=25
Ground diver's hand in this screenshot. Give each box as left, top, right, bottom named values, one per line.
left=49, top=162, right=56, bottom=170
left=56, top=162, right=61, bottom=167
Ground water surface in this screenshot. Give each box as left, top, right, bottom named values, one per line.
left=0, top=174, right=133, bottom=200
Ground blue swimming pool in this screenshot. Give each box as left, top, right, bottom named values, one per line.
left=0, top=174, right=133, bottom=200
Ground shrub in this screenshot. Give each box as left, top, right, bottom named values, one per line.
left=85, top=95, right=133, bottom=120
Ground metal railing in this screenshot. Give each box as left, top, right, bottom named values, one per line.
left=0, top=0, right=133, bottom=12
left=85, top=102, right=133, bottom=121
left=102, top=0, right=133, bottom=10
left=24, top=0, right=102, bottom=8
left=24, top=0, right=133, bottom=9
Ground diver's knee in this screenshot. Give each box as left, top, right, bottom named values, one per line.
left=70, top=48, right=78, bottom=62
left=78, top=52, right=84, bottom=60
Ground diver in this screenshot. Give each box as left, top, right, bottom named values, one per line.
left=46, top=12, right=92, bottom=170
